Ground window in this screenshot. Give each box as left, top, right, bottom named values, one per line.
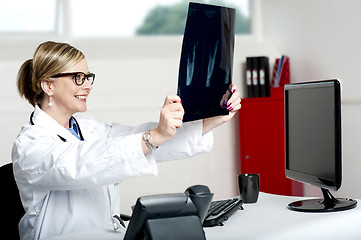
left=71, top=0, right=250, bottom=37
left=0, top=0, right=58, bottom=33
left=0, top=0, right=250, bottom=37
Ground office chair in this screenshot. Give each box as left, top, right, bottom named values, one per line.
left=0, top=163, right=25, bottom=239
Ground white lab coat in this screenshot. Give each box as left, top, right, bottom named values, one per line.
left=12, top=105, right=213, bottom=240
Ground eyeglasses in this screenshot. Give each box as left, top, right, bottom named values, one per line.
left=51, top=72, right=95, bottom=86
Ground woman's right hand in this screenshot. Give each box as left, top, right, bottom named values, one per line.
left=148, top=95, right=184, bottom=150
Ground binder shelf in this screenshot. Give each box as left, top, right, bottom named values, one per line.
left=239, top=87, right=303, bottom=196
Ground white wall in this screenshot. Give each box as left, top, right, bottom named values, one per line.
left=0, top=36, right=280, bottom=214
left=4, top=0, right=360, bottom=214
left=261, top=0, right=361, bottom=198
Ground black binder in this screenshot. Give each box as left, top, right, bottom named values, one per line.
left=246, top=57, right=253, bottom=98
left=251, top=57, right=259, bottom=97
left=245, top=56, right=270, bottom=98
left=258, top=56, right=270, bottom=97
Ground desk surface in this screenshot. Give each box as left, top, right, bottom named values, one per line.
left=206, top=192, right=361, bottom=240
left=46, top=192, right=361, bottom=240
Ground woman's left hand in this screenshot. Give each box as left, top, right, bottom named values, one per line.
left=202, top=83, right=241, bottom=134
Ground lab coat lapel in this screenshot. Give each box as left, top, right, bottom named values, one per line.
left=32, top=106, right=80, bottom=143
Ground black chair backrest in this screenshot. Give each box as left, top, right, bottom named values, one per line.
left=0, top=163, right=25, bottom=239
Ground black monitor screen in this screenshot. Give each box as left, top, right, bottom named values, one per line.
left=285, top=80, right=341, bottom=191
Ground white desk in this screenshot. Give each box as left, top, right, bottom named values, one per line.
left=46, top=192, right=361, bottom=240
left=206, top=192, right=361, bottom=240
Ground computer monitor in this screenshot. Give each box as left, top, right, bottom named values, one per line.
left=284, top=79, right=357, bottom=212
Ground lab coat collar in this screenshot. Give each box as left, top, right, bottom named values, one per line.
left=31, top=105, right=81, bottom=142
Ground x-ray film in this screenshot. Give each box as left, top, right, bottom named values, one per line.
left=177, top=2, right=236, bottom=122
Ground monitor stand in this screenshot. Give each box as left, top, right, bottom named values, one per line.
left=288, top=188, right=357, bottom=212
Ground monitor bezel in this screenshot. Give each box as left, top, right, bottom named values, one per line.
left=284, top=79, right=342, bottom=191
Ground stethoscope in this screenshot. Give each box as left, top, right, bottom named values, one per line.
left=30, top=111, right=84, bottom=142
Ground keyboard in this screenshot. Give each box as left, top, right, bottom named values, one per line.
left=203, top=196, right=243, bottom=227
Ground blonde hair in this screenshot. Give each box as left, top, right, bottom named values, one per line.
left=17, top=41, right=85, bottom=107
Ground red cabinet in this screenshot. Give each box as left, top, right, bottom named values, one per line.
left=239, top=88, right=303, bottom=196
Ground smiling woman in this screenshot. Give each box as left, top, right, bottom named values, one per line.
left=41, top=59, right=93, bottom=126
left=17, top=41, right=85, bottom=107
left=12, top=40, right=241, bottom=239
left=17, top=41, right=92, bottom=127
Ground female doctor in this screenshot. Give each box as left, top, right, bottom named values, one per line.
left=12, top=41, right=241, bottom=239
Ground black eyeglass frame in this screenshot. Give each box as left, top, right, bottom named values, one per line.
left=51, top=72, right=95, bottom=86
